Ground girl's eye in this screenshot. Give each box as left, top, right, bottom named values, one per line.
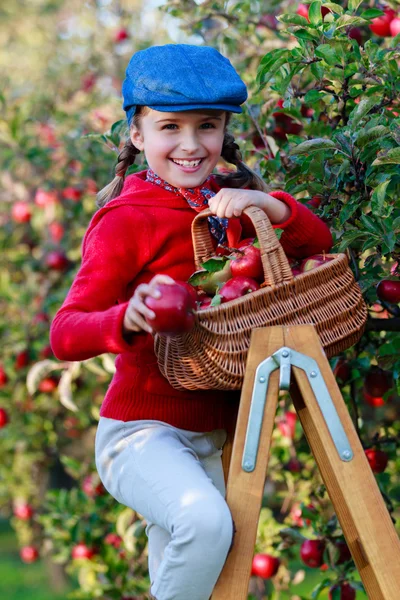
left=200, top=122, right=215, bottom=129
left=162, top=124, right=178, bottom=130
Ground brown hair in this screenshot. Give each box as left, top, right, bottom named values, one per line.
left=96, top=107, right=267, bottom=208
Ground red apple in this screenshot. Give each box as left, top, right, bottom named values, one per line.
left=44, top=250, right=69, bottom=271
left=376, top=279, right=400, bottom=304
left=307, top=196, right=322, bottom=209
left=14, top=503, right=34, bottom=520
left=363, top=389, right=385, bottom=408
left=114, top=28, right=129, bottom=42
left=285, top=457, right=303, bottom=472
left=300, top=539, right=326, bottom=568
left=390, top=17, right=400, bottom=36
left=219, top=276, right=260, bottom=303
left=370, top=9, right=396, bottom=37
left=71, top=543, right=96, bottom=560
left=38, top=376, right=59, bottom=393
left=175, top=281, right=198, bottom=304
left=348, top=26, right=363, bottom=44
left=82, top=474, right=107, bottom=497
left=20, top=546, right=39, bottom=563
left=300, top=254, right=334, bottom=273
left=105, top=533, right=123, bottom=548
left=296, top=4, right=330, bottom=22
left=329, top=582, right=356, bottom=600
left=238, top=237, right=256, bottom=248
left=365, top=448, right=388, bottom=474
left=333, top=359, right=351, bottom=383
left=145, top=283, right=196, bottom=336
left=0, top=408, right=9, bottom=427
left=197, top=295, right=213, bottom=310
left=230, top=245, right=264, bottom=282
left=0, top=367, right=8, bottom=387
left=364, top=367, right=392, bottom=397
left=278, top=411, right=297, bottom=438
left=62, top=186, right=83, bottom=201
left=335, top=540, right=352, bottom=565
left=34, top=189, right=58, bottom=207
left=12, top=201, right=32, bottom=223
left=49, top=221, right=65, bottom=243
left=15, top=350, right=30, bottom=370
left=251, top=553, right=280, bottom=578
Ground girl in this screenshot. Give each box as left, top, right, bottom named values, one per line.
left=50, top=44, right=332, bottom=600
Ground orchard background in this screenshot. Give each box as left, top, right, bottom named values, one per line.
left=0, top=0, right=399, bottom=598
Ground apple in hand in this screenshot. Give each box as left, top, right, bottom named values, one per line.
left=230, top=245, right=264, bottom=282
left=251, top=553, right=280, bottom=578
left=300, top=254, right=334, bottom=273
left=145, top=283, right=196, bottom=336
left=219, top=276, right=260, bottom=303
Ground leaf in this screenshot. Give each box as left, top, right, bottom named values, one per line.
left=308, top=1, right=323, bottom=26
left=370, top=180, right=391, bottom=217
left=323, top=2, right=344, bottom=15
left=336, top=230, right=366, bottom=252
left=348, top=96, right=380, bottom=129
left=292, top=28, right=320, bottom=41
left=360, top=8, right=384, bottom=20
left=101, top=354, right=116, bottom=374
left=257, top=50, right=291, bottom=87
left=335, top=14, right=367, bottom=29
left=339, top=202, right=358, bottom=225
left=372, top=148, right=400, bottom=165
left=58, top=370, right=79, bottom=412
left=277, top=14, right=309, bottom=26
left=348, top=0, right=364, bottom=12
left=116, top=507, right=136, bottom=538
left=311, top=578, right=333, bottom=599
left=289, top=138, right=336, bottom=155
left=355, top=125, right=390, bottom=147
left=26, top=360, right=62, bottom=394
left=315, top=44, right=340, bottom=66
left=211, top=294, right=222, bottom=306
left=201, top=256, right=228, bottom=273
left=304, top=89, right=325, bottom=103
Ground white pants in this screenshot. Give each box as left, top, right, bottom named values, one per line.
left=95, top=417, right=234, bottom=600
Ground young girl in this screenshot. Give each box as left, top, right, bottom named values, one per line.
left=50, top=44, right=332, bottom=600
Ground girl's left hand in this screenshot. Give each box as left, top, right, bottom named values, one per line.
left=208, top=189, right=267, bottom=219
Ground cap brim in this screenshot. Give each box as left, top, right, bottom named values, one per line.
left=146, top=103, right=243, bottom=114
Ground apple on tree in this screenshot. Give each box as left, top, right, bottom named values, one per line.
left=365, top=448, right=389, bottom=474
left=71, top=543, right=96, bottom=560
left=376, top=279, right=400, bottom=304
left=251, top=553, right=280, bottom=578
left=328, top=581, right=356, bottom=600
left=300, top=538, right=326, bottom=568
left=0, top=407, right=9, bottom=427
left=20, top=546, right=39, bottom=563
left=369, top=8, right=396, bottom=37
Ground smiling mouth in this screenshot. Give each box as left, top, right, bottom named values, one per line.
left=170, top=158, right=205, bottom=167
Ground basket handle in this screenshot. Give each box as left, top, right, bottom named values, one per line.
left=191, top=206, right=294, bottom=287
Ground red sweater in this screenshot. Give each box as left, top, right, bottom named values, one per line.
left=50, top=171, right=332, bottom=432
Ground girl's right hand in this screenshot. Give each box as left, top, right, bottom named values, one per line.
left=123, top=274, right=176, bottom=335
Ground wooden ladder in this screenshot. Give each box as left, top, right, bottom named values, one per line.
left=212, top=325, right=400, bottom=600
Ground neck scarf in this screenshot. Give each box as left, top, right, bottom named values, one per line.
left=146, top=169, right=228, bottom=244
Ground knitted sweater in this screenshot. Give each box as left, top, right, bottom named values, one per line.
left=50, top=170, right=332, bottom=432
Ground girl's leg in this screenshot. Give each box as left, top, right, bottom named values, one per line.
left=146, top=438, right=228, bottom=587
left=95, top=418, right=233, bottom=600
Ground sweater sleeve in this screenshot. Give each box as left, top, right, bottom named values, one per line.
left=50, top=206, right=151, bottom=362
left=239, top=191, right=333, bottom=258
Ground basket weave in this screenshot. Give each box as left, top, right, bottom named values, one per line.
left=154, top=206, right=368, bottom=391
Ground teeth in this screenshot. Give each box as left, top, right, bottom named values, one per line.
left=172, top=159, right=202, bottom=167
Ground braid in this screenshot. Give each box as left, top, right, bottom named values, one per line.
left=96, top=138, right=140, bottom=208
left=215, top=131, right=269, bottom=193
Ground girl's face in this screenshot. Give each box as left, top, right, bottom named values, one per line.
left=130, top=108, right=227, bottom=188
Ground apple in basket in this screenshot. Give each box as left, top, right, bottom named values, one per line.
left=188, top=258, right=232, bottom=295
left=230, top=245, right=264, bottom=282
left=145, top=282, right=196, bottom=336
left=300, top=254, right=334, bottom=273
left=219, top=276, right=260, bottom=303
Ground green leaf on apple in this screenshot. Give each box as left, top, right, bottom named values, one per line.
left=274, top=228, right=284, bottom=240
left=211, top=294, right=222, bottom=306
left=201, top=256, right=228, bottom=272
left=253, top=237, right=260, bottom=248
left=360, top=8, right=385, bottom=20
left=289, top=138, right=336, bottom=155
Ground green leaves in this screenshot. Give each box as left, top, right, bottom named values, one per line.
left=256, top=49, right=291, bottom=88
left=289, top=138, right=337, bottom=155
left=370, top=180, right=391, bottom=217
left=348, top=97, right=380, bottom=129
left=355, top=125, right=390, bottom=147
left=372, top=148, right=400, bottom=165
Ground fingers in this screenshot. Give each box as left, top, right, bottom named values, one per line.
left=123, top=275, right=177, bottom=335
left=209, top=190, right=246, bottom=218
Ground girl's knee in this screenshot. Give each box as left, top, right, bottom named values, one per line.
left=176, top=498, right=234, bottom=551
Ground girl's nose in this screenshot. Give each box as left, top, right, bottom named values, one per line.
left=179, top=132, right=200, bottom=154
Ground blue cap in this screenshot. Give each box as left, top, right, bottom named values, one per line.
left=122, top=44, right=248, bottom=125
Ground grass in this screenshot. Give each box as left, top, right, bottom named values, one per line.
left=0, top=519, right=74, bottom=600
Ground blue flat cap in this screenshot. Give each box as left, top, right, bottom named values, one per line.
left=122, top=44, right=248, bottom=125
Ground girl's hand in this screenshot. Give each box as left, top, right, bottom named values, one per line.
left=208, top=189, right=291, bottom=224
left=123, top=274, right=176, bottom=335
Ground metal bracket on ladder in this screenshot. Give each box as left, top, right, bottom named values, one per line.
left=242, top=346, right=354, bottom=473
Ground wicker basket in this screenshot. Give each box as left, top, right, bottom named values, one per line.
left=154, top=206, right=368, bottom=391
